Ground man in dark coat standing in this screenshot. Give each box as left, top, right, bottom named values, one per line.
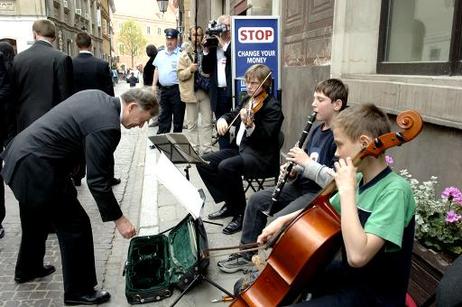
left=73, top=32, right=114, bottom=96
left=11, top=19, right=73, bottom=133
left=1, top=88, right=159, bottom=305
left=202, top=15, right=233, bottom=149
left=72, top=32, right=117, bottom=186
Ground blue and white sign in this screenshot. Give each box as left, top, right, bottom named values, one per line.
left=232, top=16, right=280, bottom=104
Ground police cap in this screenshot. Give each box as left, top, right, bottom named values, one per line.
left=164, top=28, right=179, bottom=39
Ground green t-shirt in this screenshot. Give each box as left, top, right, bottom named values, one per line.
left=330, top=168, right=415, bottom=251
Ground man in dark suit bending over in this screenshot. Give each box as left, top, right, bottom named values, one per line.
left=1, top=88, right=158, bottom=305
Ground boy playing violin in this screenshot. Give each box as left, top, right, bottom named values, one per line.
left=196, top=64, right=283, bottom=235
left=258, top=104, right=416, bottom=306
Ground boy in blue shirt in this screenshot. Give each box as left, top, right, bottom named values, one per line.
left=218, top=79, right=348, bottom=273
left=258, top=104, right=416, bottom=306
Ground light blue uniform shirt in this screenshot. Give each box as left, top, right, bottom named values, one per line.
left=153, top=47, right=180, bottom=86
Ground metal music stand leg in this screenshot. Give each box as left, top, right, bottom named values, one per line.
left=184, top=164, right=191, bottom=181
left=169, top=273, right=235, bottom=307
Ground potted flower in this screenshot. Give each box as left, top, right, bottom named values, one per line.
left=399, top=169, right=462, bottom=257
left=386, top=156, right=462, bottom=304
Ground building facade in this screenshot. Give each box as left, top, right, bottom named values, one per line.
left=187, top=0, right=461, bottom=189
left=0, top=0, right=114, bottom=62
left=111, top=0, right=176, bottom=71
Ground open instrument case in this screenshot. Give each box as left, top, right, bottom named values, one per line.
left=124, top=214, right=209, bottom=304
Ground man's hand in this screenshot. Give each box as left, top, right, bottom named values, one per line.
left=190, top=63, right=198, bottom=72
left=115, top=215, right=136, bottom=239
left=216, top=118, right=229, bottom=135
left=216, top=34, right=226, bottom=49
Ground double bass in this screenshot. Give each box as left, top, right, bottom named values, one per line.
left=231, top=110, right=423, bottom=306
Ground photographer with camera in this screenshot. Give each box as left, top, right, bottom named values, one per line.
left=201, top=15, right=233, bottom=149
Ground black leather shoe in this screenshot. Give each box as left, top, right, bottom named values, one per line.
left=223, top=215, right=243, bottom=235
left=110, top=177, right=121, bottom=186
left=15, top=264, right=56, bottom=283
left=64, top=289, right=111, bottom=305
left=208, top=204, right=234, bottom=220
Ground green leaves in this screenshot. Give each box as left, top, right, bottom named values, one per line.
left=119, top=20, right=148, bottom=68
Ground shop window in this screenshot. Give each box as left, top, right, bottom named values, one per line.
left=377, top=0, right=462, bottom=75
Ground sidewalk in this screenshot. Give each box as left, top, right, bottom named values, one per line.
left=131, top=126, right=245, bottom=306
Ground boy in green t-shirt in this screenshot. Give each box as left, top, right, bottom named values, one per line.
left=258, top=104, right=416, bottom=306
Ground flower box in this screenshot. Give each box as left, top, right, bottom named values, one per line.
left=408, top=240, right=452, bottom=306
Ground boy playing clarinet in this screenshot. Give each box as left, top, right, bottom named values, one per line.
left=217, top=79, right=348, bottom=273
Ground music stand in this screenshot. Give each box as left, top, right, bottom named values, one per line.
left=149, top=133, right=208, bottom=180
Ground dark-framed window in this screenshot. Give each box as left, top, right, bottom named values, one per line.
left=377, top=0, right=462, bottom=75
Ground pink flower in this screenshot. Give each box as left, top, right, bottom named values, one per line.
left=446, top=210, right=462, bottom=223
left=441, top=186, right=462, bottom=205
left=385, top=155, right=394, bottom=165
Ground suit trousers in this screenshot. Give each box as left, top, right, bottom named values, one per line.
left=241, top=181, right=317, bottom=249
left=10, top=154, right=97, bottom=295
left=185, top=89, right=213, bottom=154
left=214, top=87, right=233, bottom=149
left=197, top=148, right=250, bottom=216
left=157, top=85, right=185, bottom=134
left=0, top=156, right=5, bottom=225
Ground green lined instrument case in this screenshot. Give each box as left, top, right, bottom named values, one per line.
left=124, top=214, right=209, bottom=304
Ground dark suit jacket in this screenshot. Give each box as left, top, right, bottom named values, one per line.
left=73, top=52, right=114, bottom=96
left=12, top=40, right=73, bottom=132
left=222, top=94, right=283, bottom=176
left=1, top=90, right=123, bottom=222
left=0, top=52, right=13, bottom=145
left=143, top=57, right=155, bottom=86
left=202, top=43, right=232, bottom=112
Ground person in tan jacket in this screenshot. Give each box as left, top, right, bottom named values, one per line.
left=177, top=26, right=212, bottom=154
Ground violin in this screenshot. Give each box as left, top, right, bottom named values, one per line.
left=230, top=110, right=423, bottom=307
left=242, top=91, right=268, bottom=128
left=211, top=72, right=272, bottom=145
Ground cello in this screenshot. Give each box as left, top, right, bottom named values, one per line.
left=231, top=110, right=423, bottom=306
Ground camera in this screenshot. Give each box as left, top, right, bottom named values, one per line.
left=204, top=20, right=228, bottom=47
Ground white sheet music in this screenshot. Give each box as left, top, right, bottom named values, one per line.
left=154, top=152, right=203, bottom=219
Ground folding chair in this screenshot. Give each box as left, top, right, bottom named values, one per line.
left=243, top=131, right=284, bottom=193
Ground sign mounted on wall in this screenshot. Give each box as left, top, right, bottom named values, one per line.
left=232, top=16, right=281, bottom=106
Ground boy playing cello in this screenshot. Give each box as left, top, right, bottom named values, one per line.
left=258, top=104, right=416, bottom=306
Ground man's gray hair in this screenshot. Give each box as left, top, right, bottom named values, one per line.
left=121, top=88, right=159, bottom=116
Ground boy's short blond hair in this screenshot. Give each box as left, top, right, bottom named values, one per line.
left=333, top=103, right=391, bottom=141
left=32, top=19, right=56, bottom=39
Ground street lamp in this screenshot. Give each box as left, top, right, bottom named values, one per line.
left=157, top=0, right=168, bottom=13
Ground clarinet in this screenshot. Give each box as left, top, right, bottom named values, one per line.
left=264, top=111, right=317, bottom=216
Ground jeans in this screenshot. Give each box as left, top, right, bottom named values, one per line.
left=214, top=87, right=232, bottom=149
left=241, top=181, right=317, bottom=248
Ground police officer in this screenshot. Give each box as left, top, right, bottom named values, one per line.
left=152, top=28, right=184, bottom=134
